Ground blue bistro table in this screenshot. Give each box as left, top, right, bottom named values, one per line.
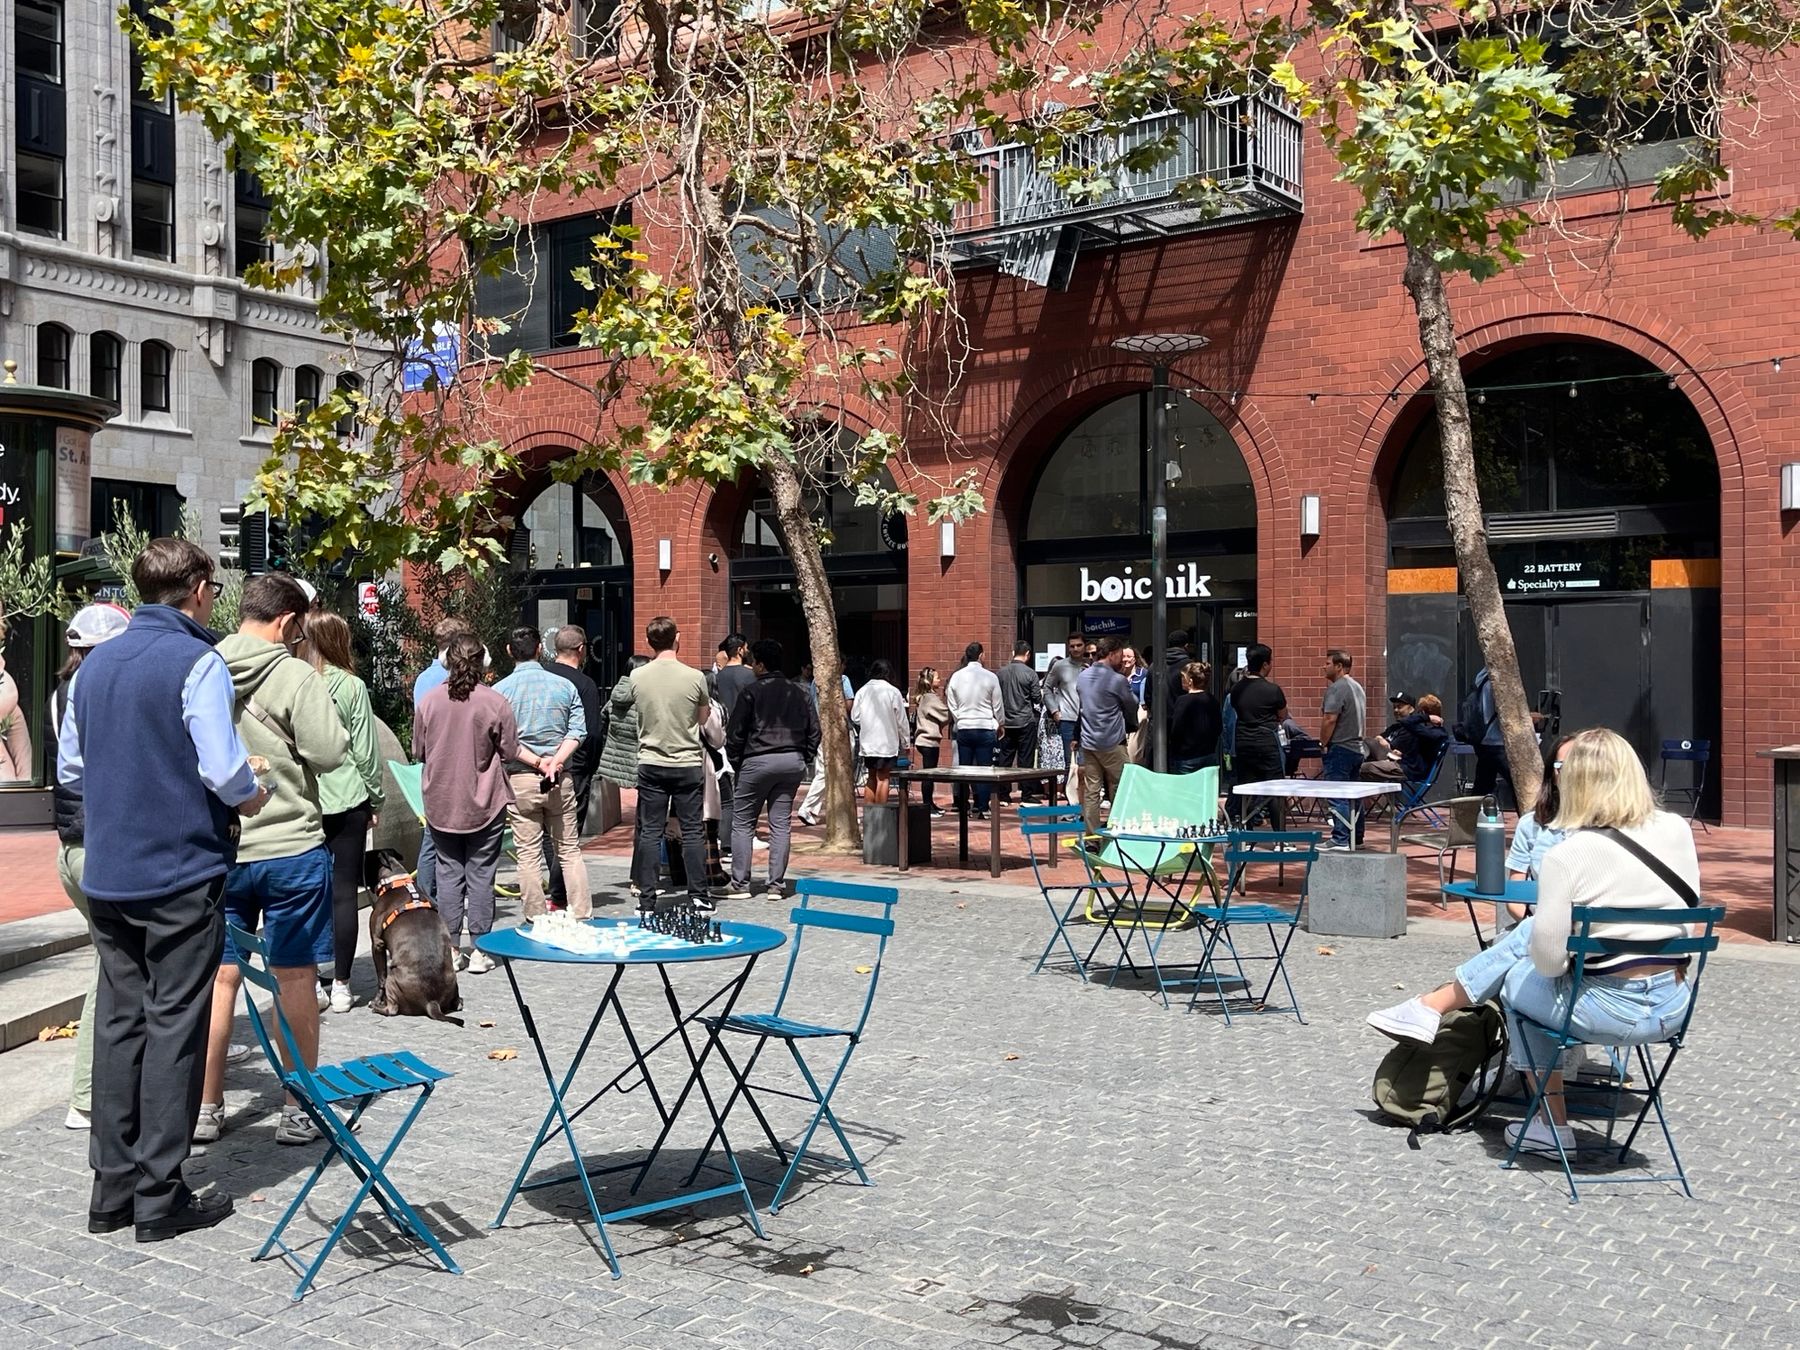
left=1442, top=878, right=1538, bottom=950
left=477, top=917, right=788, bottom=1277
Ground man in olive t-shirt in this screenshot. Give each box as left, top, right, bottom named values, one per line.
left=629, top=616, right=716, bottom=911
left=1319, top=648, right=1367, bottom=848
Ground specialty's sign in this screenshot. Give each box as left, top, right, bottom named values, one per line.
left=1078, top=562, right=1212, bottom=603
left=1501, top=559, right=1604, bottom=595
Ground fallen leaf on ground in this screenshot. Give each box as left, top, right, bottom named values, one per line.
left=956, top=902, right=967, bottom=910
left=1363, top=1264, right=1378, bottom=1275
left=1316, top=946, right=1336, bottom=956
left=488, top=1047, right=518, bottom=1061
left=478, top=1020, right=496, bottom=1028
left=854, top=965, right=873, bottom=975
left=250, top=1194, right=267, bottom=1204
left=37, top=1021, right=77, bottom=1042
left=1003, top=1053, right=1021, bottom=1062
left=1393, top=983, right=1406, bottom=990
left=798, top=1263, right=815, bottom=1276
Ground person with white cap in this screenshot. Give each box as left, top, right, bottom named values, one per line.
left=50, top=602, right=130, bottom=1130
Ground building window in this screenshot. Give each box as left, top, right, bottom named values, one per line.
left=90, top=332, right=124, bottom=404
left=129, top=0, right=173, bottom=110
left=334, top=372, right=363, bottom=438
left=15, top=153, right=65, bottom=238
left=472, top=208, right=628, bottom=355
left=235, top=171, right=274, bottom=275
left=493, top=0, right=535, bottom=52
left=36, top=324, right=71, bottom=390
left=141, top=341, right=173, bottom=414
left=91, top=478, right=185, bottom=539
left=131, top=180, right=175, bottom=262
left=251, top=358, right=282, bottom=426
left=294, top=365, right=323, bottom=414
left=17, top=0, right=62, bottom=81
left=575, top=0, right=620, bottom=57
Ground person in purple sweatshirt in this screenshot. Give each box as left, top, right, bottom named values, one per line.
left=57, top=538, right=269, bottom=1243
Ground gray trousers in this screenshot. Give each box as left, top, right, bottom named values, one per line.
left=731, top=751, right=807, bottom=888
left=432, top=813, right=506, bottom=946
left=88, top=877, right=226, bottom=1221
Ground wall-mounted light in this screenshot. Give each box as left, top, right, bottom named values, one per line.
left=657, top=538, right=672, bottom=571
left=939, top=521, right=956, bottom=559
left=1299, top=494, right=1322, bottom=539
left=1783, top=464, right=1800, bottom=513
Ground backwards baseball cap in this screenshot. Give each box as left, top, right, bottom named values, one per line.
left=67, top=603, right=131, bottom=649
left=1389, top=690, right=1413, bottom=705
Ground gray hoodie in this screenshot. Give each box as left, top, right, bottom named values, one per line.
left=216, top=633, right=348, bottom=863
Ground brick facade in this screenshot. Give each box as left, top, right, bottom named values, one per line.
left=471, top=43, right=1800, bottom=830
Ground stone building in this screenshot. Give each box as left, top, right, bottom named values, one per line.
left=0, top=0, right=355, bottom=555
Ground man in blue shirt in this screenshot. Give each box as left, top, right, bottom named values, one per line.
left=1076, top=637, right=1140, bottom=831
left=58, top=538, right=269, bottom=1243
left=411, top=616, right=472, bottom=901
left=494, top=626, right=590, bottom=920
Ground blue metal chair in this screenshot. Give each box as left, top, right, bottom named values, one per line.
left=1502, top=905, right=1724, bottom=1202
left=1658, top=739, right=1712, bottom=832
left=1176, top=830, right=1318, bottom=1024
left=1391, top=738, right=1452, bottom=828
left=693, top=878, right=897, bottom=1213
left=227, top=923, right=461, bottom=1300
left=1019, top=803, right=1125, bottom=981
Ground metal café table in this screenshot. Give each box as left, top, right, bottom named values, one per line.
left=1084, top=828, right=1227, bottom=1008
left=476, top=916, right=787, bottom=1277
left=1230, top=778, right=1402, bottom=851
left=893, top=765, right=1065, bottom=877
left=1443, top=878, right=1538, bottom=950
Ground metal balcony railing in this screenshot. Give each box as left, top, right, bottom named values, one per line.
left=948, top=97, right=1303, bottom=279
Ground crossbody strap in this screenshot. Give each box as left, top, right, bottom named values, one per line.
left=1593, top=826, right=1701, bottom=908
left=243, top=697, right=298, bottom=753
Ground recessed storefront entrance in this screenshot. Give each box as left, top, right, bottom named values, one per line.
left=1015, top=390, right=1257, bottom=678
left=514, top=470, right=633, bottom=687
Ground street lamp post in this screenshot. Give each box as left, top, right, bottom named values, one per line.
left=1111, top=333, right=1210, bottom=773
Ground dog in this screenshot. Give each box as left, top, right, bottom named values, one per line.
left=365, top=849, right=462, bottom=1024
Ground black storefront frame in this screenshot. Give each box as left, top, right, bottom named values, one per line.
left=729, top=549, right=907, bottom=681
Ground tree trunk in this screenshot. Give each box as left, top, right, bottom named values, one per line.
left=1402, top=242, right=1544, bottom=811
left=764, top=456, right=861, bottom=852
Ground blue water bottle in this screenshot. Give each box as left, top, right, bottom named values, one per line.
left=1474, top=795, right=1506, bottom=895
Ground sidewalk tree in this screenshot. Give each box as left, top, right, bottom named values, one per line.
left=1082, top=0, right=1800, bottom=806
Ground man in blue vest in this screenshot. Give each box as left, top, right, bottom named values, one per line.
left=57, top=538, right=270, bottom=1242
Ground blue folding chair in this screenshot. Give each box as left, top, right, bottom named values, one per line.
left=692, top=878, right=897, bottom=1213
left=228, top=923, right=461, bottom=1300
left=1176, top=830, right=1318, bottom=1024
left=1389, top=738, right=1452, bottom=828
left=1658, top=739, right=1712, bottom=832
left=1020, top=804, right=1126, bottom=981
left=1502, top=904, right=1723, bottom=1203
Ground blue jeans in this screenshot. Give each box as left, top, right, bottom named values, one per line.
left=1322, top=744, right=1364, bottom=846
left=953, top=728, right=998, bottom=812
left=1453, top=919, right=1693, bottom=1070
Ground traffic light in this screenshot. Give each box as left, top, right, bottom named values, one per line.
left=220, top=505, right=270, bottom=573
left=266, top=515, right=291, bottom=572
left=219, top=504, right=242, bottom=569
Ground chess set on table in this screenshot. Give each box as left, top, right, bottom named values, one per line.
left=1109, top=813, right=1223, bottom=840
left=519, top=907, right=736, bottom=957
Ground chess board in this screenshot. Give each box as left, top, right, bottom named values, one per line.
left=590, top=923, right=746, bottom=953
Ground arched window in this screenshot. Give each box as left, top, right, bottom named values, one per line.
left=36, top=323, right=71, bottom=389
left=251, top=357, right=282, bottom=425
left=294, top=364, right=323, bottom=414
left=89, top=331, right=123, bottom=404
left=334, top=371, right=363, bottom=438
left=140, top=340, right=173, bottom=414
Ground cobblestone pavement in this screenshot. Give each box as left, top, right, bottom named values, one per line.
left=4, top=867, right=1799, bottom=1349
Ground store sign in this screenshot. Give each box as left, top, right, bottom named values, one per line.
left=401, top=321, right=461, bottom=392
left=1080, top=615, right=1133, bottom=636
left=1078, top=562, right=1212, bottom=603
left=1501, top=559, right=1605, bottom=595
left=55, top=426, right=92, bottom=552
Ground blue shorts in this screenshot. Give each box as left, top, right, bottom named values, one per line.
left=224, top=846, right=333, bottom=968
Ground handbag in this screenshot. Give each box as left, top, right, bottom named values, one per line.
left=1038, top=710, right=1065, bottom=771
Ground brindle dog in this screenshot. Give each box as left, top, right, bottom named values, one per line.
left=365, top=850, right=462, bottom=1024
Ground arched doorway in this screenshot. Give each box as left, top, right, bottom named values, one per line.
left=727, top=425, right=908, bottom=682
left=1015, top=390, right=1257, bottom=681
left=1384, top=340, right=1721, bottom=811
left=514, top=469, right=633, bottom=687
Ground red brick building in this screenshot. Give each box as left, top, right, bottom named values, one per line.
left=478, top=38, right=1800, bottom=829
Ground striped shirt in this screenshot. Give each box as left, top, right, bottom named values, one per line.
left=494, top=661, right=586, bottom=760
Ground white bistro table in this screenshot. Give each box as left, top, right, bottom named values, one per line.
left=1230, top=778, right=1402, bottom=852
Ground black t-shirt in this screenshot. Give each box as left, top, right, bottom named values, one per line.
left=714, top=664, right=755, bottom=721
left=544, top=660, right=604, bottom=775
left=1230, top=677, right=1287, bottom=754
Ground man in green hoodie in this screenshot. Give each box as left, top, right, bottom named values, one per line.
left=198, top=573, right=349, bottom=1146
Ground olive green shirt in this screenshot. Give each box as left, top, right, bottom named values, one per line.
left=317, top=665, right=386, bottom=815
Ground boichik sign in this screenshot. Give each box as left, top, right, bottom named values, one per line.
left=1079, top=563, right=1213, bottom=603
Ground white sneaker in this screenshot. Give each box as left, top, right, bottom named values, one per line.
left=1504, top=1118, right=1576, bottom=1154
left=315, top=982, right=330, bottom=1012
left=1365, top=998, right=1441, bottom=1044
left=225, top=1041, right=254, bottom=1065
left=465, top=949, right=496, bottom=975
left=64, top=1106, right=90, bottom=1131
left=329, top=981, right=353, bottom=1014
left=454, top=949, right=469, bottom=972
left=192, top=1101, right=225, bottom=1145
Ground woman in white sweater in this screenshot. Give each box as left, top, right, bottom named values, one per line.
left=1366, top=727, right=1699, bottom=1153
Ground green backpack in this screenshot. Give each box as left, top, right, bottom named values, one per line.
left=1371, top=1004, right=1509, bottom=1147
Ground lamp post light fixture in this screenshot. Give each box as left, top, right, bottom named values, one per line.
left=1111, top=332, right=1210, bottom=773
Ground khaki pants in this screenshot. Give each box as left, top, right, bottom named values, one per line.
left=507, top=772, right=591, bottom=919
left=1080, top=743, right=1129, bottom=833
